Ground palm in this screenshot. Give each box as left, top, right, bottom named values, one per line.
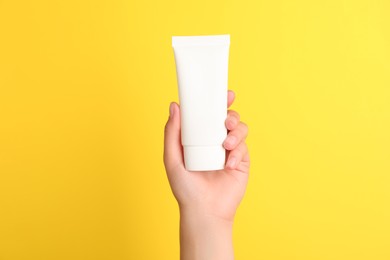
left=171, top=158, right=249, bottom=221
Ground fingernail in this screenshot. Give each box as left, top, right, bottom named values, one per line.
left=224, top=136, right=237, bottom=148
left=169, top=103, right=174, bottom=118
left=227, top=156, right=237, bottom=169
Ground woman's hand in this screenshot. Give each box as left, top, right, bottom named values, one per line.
left=163, top=90, right=250, bottom=260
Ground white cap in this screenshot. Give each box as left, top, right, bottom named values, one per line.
left=183, top=145, right=226, bottom=171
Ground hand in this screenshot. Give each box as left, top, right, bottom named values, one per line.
left=164, top=90, right=250, bottom=221
left=163, top=90, right=250, bottom=260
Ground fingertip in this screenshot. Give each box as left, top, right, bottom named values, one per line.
left=223, top=135, right=237, bottom=150
left=227, top=90, right=235, bottom=108
left=225, top=142, right=248, bottom=170
left=225, top=113, right=239, bottom=131
left=226, top=156, right=237, bottom=170
left=225, top=119, right=236, bottom=130
left=168, top=102, right=180, bottom=123
left=165, top=102, right=181, bottom=138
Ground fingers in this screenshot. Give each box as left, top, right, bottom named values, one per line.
left=164, top=90, right=242, bottom=174
left=223, top=121, right=248, bottom=150
left=223, top=108, right=249, bottom=170
left=227, top=90, right=235, bottom=108
left=226, top=142, right=249, bottom=170
left=225, top=110, right=240, bottom=131
left=164, top=102, right=184, bottom=174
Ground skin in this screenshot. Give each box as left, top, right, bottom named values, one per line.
left=164, top=90, right=250, bottom=260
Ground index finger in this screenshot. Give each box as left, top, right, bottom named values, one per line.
left=227, top=90, right=235, bottom=108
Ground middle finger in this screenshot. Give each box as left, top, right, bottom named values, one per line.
left=223, top=122, right=248, bottom=150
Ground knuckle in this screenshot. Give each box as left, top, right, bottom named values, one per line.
left=235, top=111, right=241, bottom=121
left=240, top=122, right=248, bottom=134
left=228, top=110, right=240, bottom=119
left=242, top=142, right=249, bottom=154
left=231, top=142, right=246, bottom=156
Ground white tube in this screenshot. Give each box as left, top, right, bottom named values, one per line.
left=172, top=35, right=230, bottom=171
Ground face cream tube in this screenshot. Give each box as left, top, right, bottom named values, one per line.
left=172, top=34, right=230, bottom=171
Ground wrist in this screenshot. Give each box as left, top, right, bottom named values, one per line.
left=179, top=206, right=234, bottom=227
left=179, top=208, right=234, bottom=260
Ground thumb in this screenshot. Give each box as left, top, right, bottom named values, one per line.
left=163, top=102, right=184, bottom=173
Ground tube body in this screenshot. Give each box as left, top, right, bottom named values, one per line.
left=172, top=35, right=230, bottom=171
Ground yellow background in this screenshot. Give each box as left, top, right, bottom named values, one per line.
left=0, top=0, right=389, bottom=259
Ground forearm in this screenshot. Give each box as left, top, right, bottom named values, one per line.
left=179, top=209, right=234, bottom=260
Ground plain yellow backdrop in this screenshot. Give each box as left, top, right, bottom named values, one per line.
left=0, top=0, right=389, bottom=259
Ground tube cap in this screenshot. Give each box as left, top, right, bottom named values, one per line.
left=183, top=145, right=226, bottom=171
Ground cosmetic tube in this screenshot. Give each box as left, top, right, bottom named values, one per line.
left=172, top=35, right=230, bottom=171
